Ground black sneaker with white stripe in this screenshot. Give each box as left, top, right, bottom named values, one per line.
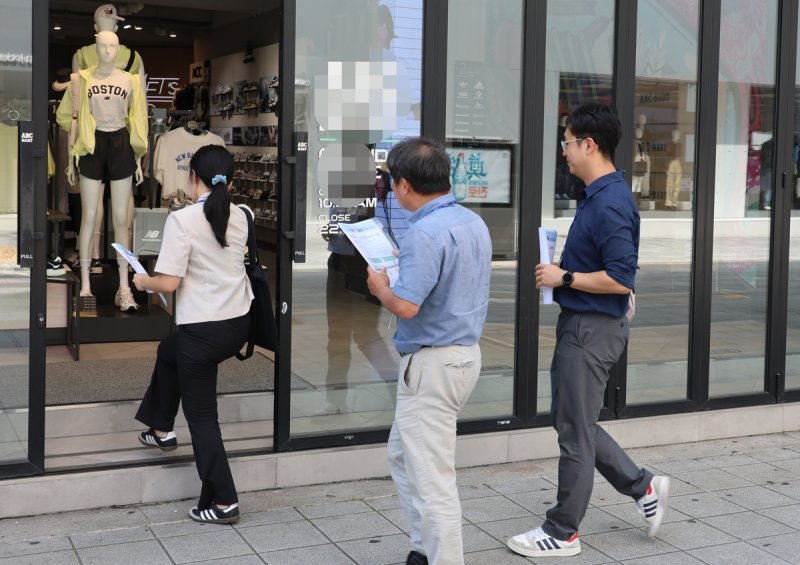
left=507, top=526, right=581, bottom=557
left=189, top=502, right=240, bottom=524
left=138, top=429, right=178, bottom=451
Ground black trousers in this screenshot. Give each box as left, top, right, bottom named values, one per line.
left=136, top=313, right=250, bottom=508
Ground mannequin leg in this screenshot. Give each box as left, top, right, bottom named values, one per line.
left=78, top=177, right=104, bottom=296
left=110, top=178, right=133, bottom=290
left=90, top=197, right=104, bottom=273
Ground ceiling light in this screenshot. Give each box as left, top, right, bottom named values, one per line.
left=169, top=32, right=177, bottom=38
left=123, top=24, right=131, bottom=29
left=134, top=26, right=142, bottom=31
left=53, top=24, right=61, bottom=30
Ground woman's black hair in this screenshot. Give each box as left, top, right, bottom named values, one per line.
left=189, top=144, right=234, bottom=247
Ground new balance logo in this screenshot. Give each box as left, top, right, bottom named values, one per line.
left=143, top=230, right=160, bottom=240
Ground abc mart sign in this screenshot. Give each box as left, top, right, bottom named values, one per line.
left=0, top=52, right=33, bottom=68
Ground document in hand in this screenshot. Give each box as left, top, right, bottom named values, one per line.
left=111, top=243, right=169, bottom=307
left=338, top=218, right=400, bottom=287
left=538, top=227, right=558, bottom=304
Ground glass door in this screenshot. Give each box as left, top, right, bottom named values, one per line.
left=0, top=0, right=42, bottom=477
left=284, top=0, right=423, bottom=441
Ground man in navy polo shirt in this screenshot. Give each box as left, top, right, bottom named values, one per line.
left=367, top=137, right=492, bottom=565
left=507, top=104, right=669, bottom=559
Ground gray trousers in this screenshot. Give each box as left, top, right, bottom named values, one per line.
left=542, top=310, right=652, bottom=540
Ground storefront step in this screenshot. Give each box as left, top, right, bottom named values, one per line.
left=44, top=393, right=275, bottom=439
left=2, top=403, right=799, bottom=519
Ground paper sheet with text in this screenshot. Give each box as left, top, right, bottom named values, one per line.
left=338, top=218, right=399, bottom=287
left=538, top=227, right=558, bottom=304
left=111, top=243, right=169, bottom=307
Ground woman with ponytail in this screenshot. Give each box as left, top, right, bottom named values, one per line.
left=132, top=144, right=253, bottom=524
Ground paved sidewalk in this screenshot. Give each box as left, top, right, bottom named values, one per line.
left=2, top=432, right=800, bottom=564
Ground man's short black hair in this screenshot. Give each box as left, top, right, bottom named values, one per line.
left=386, top=137, right=451, bottom=195
left=566, top=103, right=621, bottom=160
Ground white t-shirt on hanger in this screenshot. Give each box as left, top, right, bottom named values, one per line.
left=153, top=128, right=225, bottom=197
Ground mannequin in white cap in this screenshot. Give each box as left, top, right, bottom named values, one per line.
left=57, top=31, right=148, bottom=311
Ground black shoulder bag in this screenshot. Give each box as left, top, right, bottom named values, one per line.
left=236, top=207, right=278, bottom=360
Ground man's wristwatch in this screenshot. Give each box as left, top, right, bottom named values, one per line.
left=561, top=271, right=574, bottom=288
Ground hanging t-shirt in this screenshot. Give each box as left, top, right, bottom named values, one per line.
left=153, top=128, right=225, bottom=197
left=88, top=71, right=132, bottom=131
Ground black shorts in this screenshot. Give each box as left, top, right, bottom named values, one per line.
left=78, top=128, right=136, bottom=181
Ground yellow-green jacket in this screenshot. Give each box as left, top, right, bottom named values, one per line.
left=56, top=66, right=148, bottom=161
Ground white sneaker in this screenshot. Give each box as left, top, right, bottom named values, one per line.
left=636, top=475, right=670, bottom=537
left=115, top=287, right=139, bottom=312
left=507, top=527, right=581, bottom=557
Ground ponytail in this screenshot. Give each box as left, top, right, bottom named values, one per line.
left=188, top=145, right=235, bottom=248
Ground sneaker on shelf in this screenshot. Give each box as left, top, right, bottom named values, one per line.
left=221, top=84, right=232, bottom=94
left=115, top=287, right=139, bottom=312
left=268, top=76, right=279, bottom=88
left=506, top=527, right=581, bottom=558
left=636, top=475, right=670, bottom=537
left=189, top=502, right=240, bottom=524
left=138, top=429, right=177, bottom=451
left=269, top=172, right=278, bottom=183
left=47, top=256, right=66, bottom=277
left=89, top=258, right=103, bottom=274
left=65, top=250, right=80, bottom=268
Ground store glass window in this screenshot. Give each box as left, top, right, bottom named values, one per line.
left=709, top=0, right=778, bottom=397
left=0, top=0, right=32, bottom=466
left=290, top=0, right=423, bottom=437
left=538, top=0, right=615, bottom=413
left=627, top=0, right=699, bottom=405
left=785, top=6, right=800, bottom=391
left=445, top=0, right=523, bottom=421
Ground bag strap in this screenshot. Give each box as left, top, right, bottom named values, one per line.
left=236, top=206, right=259, bottom=360
left=124, top=49, right=136, bottom=73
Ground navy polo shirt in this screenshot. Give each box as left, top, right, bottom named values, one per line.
left=554, top=170, right=639, bottom=318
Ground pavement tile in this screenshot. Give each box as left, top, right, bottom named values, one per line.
left=668, top=492, right=749, bottom=518
left=138, top=500, right=193, bottom=524
left=588, top=482, right=637, bottom=506
left=576, top=507, right=636, bottom=536
left=582, top=528, right=676, bottom=561
left=722, top=462, right=800, bottom=485
left=0, top=537, right=72, bottom=559
left=311, top=511, right=401, bottom=542
left=237, top=520, right=328, bottom=553
left=701, top=511, right=796, bottom=540
left=716, top=485, right=798, bottom=510
left=0, top=507, right=148, bottom=543
left=0, top=550, right=80, bottom=565
left=601, top=501, right=690, bottom=527
left=462, top=524, right=504, bottom=553
left=745, top=447, right=800, bottom=463
left=364, top=495, right=402, bottom=511
left=750, top=532, right=800, bottom=563
left=159, top=529, right=254, bottom=564
left=261, top=543, right=353, bottom=564
left=763, top=479, right=800, bottom=500
left=190, top=556, right=265, bottom=565
left=462, top=548, right=531, bottom=564
left=516, top=542, right=616, bottom=565
left=298, top=500, right=372, bottom=519
left=758, top=504, right=800, bottom=529
left=671, top=468, right=752, bottom=491
left=380, top=508, right=410, bottom=533
left=652, top=519, right=737, bottom=550
left=699, top=454, right=762, bottom=468
left=484, top=476, right=556, bottom=495
left=233, top=507, right=305, bottom=528
left=621, top=552, right=705, bottom=565
left=337, top=533, right=411, bottom=565
left=150, top=518, right=231, bottom=538
left=77, top=539, right=172, bottom=565
left=770, top=457, right=800, bottom=475
left=503, top=490, right=561, bottom=516
left=70, top=526, right=154, bottom=549
left=472, top=516, right=541, bottom=544
left=458, top=484, right=499, bottom=500
left=461, top=496, right=533, bottom=523
left=689, top=540, right=789, bottom=565
left=650, top=459, right=715, bottom=475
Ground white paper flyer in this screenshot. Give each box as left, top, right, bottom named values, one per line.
left=338, top=218, right=400, bottom=287
left=111, top=243, right=169, bottom=307
left=538, top=227, right=558, bottom=304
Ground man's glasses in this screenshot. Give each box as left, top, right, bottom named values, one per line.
left=560, top=138, right=584, bottom=152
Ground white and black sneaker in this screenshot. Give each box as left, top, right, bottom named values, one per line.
left=507, top=527, right=581, bottom=557
left=138, top=429, right=178, bottom=451
left=636, top=475, right=670, bottom=537
left=47, top=256, right=66, bottom=277
left=189, top=502, right=240, bottom=524
left=89, top=258, right=103, bottom=274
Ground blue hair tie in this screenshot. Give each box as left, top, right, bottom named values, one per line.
left=211, top=174, right=227, bottom=186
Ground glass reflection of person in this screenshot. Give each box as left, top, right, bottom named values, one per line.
left=376, top=3, right=394, bottom=50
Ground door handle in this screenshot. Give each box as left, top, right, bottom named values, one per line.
left=291, top=132, right=308, bottom=263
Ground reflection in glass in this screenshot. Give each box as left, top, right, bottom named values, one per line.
left=709, top=0, right=778, bottom=397
left=538, top=0, right=615, bottom=413
left=0, top=0, right=32, bottom=465
left=291, top=0, right=422, bottom=437
left=445, top=0, right=523, bottom=422
left=626, top=0, right=699, bottom=405
left=785, top=5, right=800, bottom=391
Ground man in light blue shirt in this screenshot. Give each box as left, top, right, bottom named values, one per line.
left=367, top=138, right=492, bottom=565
